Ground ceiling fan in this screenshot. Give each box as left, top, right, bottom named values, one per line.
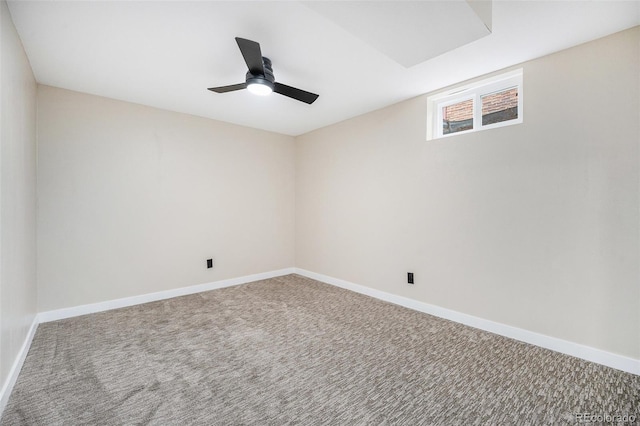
left=208, top=37, right=319, bottom=105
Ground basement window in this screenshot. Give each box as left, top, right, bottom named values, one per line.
left=426, top=69, right=523, bottom=140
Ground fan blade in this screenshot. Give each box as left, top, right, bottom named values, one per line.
left=274, top=83, right=319, bottom=104
left=235, top=37, right=265, bottom=76
left=207, top=83, right=247, bottom=93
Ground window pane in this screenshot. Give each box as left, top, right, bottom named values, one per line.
left=481, top=87, right=518, bottom=126
left=442, top=99, right=473, bottom=135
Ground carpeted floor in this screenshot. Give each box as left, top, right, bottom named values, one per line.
left=2, top=274, right=639, bottom=425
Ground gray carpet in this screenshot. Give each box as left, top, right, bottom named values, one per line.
left=2, top=274, right=639, bottom=425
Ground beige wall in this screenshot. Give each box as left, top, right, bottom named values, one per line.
left=0, top=0, right=38, bottom=386
left=295, top=27, right=640, bottom=359
left=37, top=86, right=295, bottom=311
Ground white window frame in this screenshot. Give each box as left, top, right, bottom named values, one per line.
left=426, top=69, right=523, bottom=141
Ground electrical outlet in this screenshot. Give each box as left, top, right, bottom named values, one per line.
left=407, top=272, right=414, bottom=284
left=207, top=259, right=213, bottom=269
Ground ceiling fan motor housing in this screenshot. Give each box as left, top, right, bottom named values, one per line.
left=246, top=57, right=275, bottom=90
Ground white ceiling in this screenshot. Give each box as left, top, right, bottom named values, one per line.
left=303, top=1, right=492, bottom=67
left=7, top=1, right=640, bottom=136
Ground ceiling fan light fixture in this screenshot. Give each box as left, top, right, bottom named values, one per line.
left=247, top=80, right=273, bottom=96
left=208, top=38, right=318, bottom=104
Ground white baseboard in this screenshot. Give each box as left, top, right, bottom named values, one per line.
left=0, top=316, right=39, bottom=415
left=294, top=268, right=640, bottom=376
left=38, top=268, right=296, bottom=323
